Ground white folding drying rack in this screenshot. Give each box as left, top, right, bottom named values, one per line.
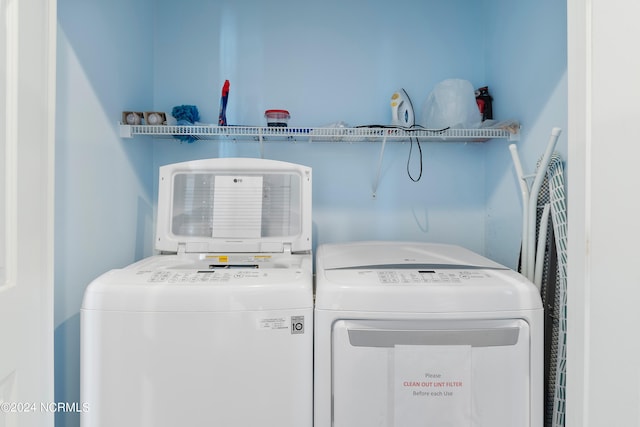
left=509, top=127, right=562, bottom=286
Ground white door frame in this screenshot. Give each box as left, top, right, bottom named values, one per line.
left=567, top=0, right=588, bottom=425
left=568, top=0, right=640, bottom=425
left=0, top=0, right=56, bottom=426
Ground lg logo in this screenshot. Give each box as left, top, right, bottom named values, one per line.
left=291, top=316, right=305, bottom=334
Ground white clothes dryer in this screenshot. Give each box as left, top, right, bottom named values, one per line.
left=314, top=241, right=543, bottom=427
left=81, top=158, right=313, bottom=427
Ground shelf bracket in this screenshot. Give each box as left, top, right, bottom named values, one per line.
left=258, top=128, right=264, bottom=158
left=372, top=134, right=388, bottom=198
left=119, top=124, right=133, bottom=138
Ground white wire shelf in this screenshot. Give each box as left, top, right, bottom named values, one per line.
left=119, top=123, right=520, bottom=143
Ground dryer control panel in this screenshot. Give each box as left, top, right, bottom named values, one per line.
left=376, top=270, right=490, bottom=284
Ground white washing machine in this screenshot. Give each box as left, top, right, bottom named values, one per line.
left=314, top=241, right=543, bottom=427
left=81, top=158, right=313, bottom=427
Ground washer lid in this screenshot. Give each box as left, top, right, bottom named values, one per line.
left=156, top=158, right=312, bottom=254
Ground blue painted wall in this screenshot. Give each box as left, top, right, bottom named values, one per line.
left=483, top=0, right=568, bottom=266
left=152, top=0, right=490, bottom=254
left=55, top=0, right=154, bottom=426
left=55, top=1, right=567, bottom=425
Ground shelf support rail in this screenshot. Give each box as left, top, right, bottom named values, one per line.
left=372, top=134, right=388, bottom=198
left=258, top=128, right=264, bottom=158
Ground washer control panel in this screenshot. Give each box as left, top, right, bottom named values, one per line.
left=140, top=268, right=277, bottom=284
left=147, top=270, right=266, bottom=284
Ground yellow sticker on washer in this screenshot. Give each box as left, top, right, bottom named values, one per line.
left=206, top=255, right=229, bottom=262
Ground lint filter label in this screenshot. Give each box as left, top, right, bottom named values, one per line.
left=394, top=345, right=472, bottom=425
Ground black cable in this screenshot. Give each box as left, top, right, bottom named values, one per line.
left=407, top=137, right=423, bottom=182
left=355, top=124, right=450, bottom=134
left=353, top=124, right=446, bottom=183
left=355, top=124, right=440, bottom=182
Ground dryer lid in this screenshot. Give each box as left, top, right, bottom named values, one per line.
left=315, top=241, right=542, bottom=312
left=318, top=241, right=507, bottom=271
left=155, top=158, right=312, bottom=254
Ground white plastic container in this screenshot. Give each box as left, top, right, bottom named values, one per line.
left=265, top=109, right=290, bottom=127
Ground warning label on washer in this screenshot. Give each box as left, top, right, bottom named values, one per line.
left=394, top=345, right=472, bottom=426
left=258, top=317, right=288, bottom=331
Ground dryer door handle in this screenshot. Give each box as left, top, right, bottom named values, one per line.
left=347, top=327, right=520, bottom=348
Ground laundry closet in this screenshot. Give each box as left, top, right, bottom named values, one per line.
left=55, top=0, right=567, bottom=426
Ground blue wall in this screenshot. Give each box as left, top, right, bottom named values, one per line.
left=152, top=0, right=490, bottom=254
left=55, top=0, right=567, bottom=425
left=483, top=0, right=568, bottom=266
left=55, top=0, right=154, bottom=426
left=153, top=0, right=486, bottom=126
